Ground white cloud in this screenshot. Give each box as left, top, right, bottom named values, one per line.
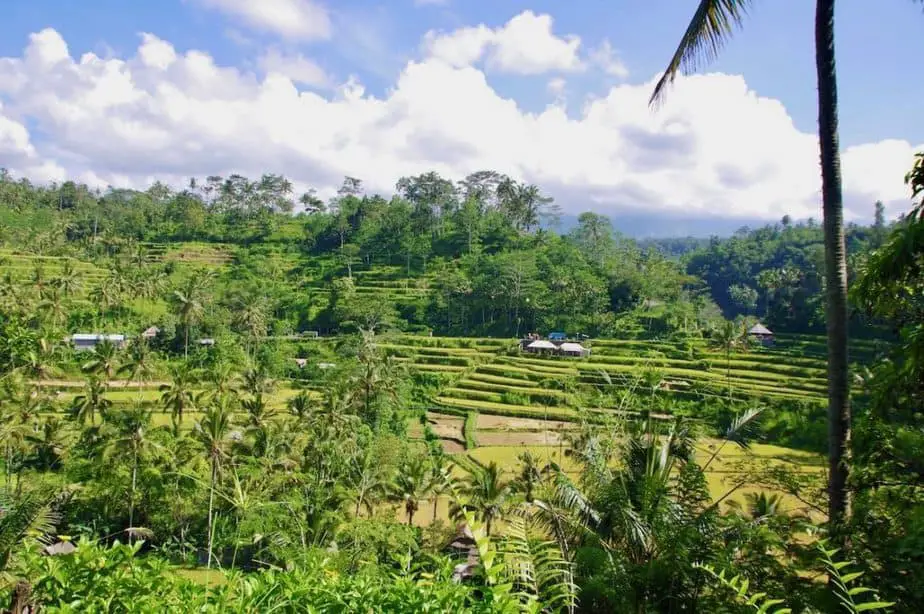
left=589, top=39, right=628, bottom=78
left=258, top=48, right=330, bottom=88
left=194, top=0, right=331, bottom=41
left=547, top=78, right=566, bottom=96
left=0, top=28, right=920, bottom=223
left=423, top=11, right=583, bottom=75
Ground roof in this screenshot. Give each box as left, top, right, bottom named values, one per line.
left=198, top=338, right=216, bottom=345
left=748, top=324, right=773, bottom=335
left=294, top=358, right=308, bottom=368
left=71, top=334, right=125, bottom=342
left=559, top=342, right=587, bottom=352
left=142, top=326, right=160, bottom=336
left=527, top=340, right=557, bottom=350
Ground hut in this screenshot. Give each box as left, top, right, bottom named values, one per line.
left=747, top=323, right=775, bottom=346
left=293, top=358, right=308, bottom=369
left=525, top=339, right=557, bottom=354
left=559, top=342, right=590, bottom=358
left=198, top=338, right=216, bottom=346
left=141, top=326, right=160, bottom=339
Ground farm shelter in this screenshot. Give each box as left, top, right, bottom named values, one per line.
left=748, top=323, right=775, bottom=346
left=559, top=342, right=590, bottom=357
left=70, top=333, right=126, bottom=351
left=525, top=339, right=558, bottom=354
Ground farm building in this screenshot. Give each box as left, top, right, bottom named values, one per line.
left=747, top=323, right=775, bottom=346
left=70, top=334, right=126, bottom=351
left=525, top=339, right=558, bottom=354
left=559, top=342, right=590, bottom=358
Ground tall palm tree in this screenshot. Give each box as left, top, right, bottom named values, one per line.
left=649, top=0, right=854, bottom=532
left=118, top=337, right=156, bottom=401
left=55, top=259, right=81, bottom=298
left=456, top=459, right=512, bottom=536
left=37, top=286, right=67, bottom=327
left=710, top=320, right=744, bottom=400
left=348, top=449, right=390, bottom=517
left=390, top=456, right=432, bottom=526
left=81, top=340, right=119, bottom=383
left=193, top=399, right=233, bottom=569
left=69, top=377, right=112, bottom=426
left=160, top=363, right=198, bottom=425
left=286, top=392, right=314, bottom=423
left=103, top=405, right=155, bottom=541
left=171, top=274, right=210, bottom=359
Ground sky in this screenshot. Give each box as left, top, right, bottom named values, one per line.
left=1, top=0, right=922, bottom=235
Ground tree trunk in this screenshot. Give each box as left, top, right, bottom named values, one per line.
left=207, top=457, right=217, bottom=569
left=129, top=446, right=138, bottom=543
left=184, top=325, right=189, bottom=360
left=815, top=0, right=851, bottom=533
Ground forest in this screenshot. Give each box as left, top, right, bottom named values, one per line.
left=0, top=152, right=920, bottom=613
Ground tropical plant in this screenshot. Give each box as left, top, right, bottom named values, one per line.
left=650, top=0, right=853, bottom=536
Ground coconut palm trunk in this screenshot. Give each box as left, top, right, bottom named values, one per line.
left=207, top=456, right=217, bottom=569
left=815, top=0, right=850, bottom=532
left=649, top=0, right=853, bottom=536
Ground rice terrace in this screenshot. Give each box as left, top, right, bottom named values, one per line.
left=1, top=1, right=923, bottom=611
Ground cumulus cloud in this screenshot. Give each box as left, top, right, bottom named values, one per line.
left=258, top=48, right=330, bottom=88
left=0, top=27, right=920, bottom=222
left=423, top=11, right=583, bottom=75
left=589, top=39, right=628, bottom=78
left=193, top=0, right=331, bottom=41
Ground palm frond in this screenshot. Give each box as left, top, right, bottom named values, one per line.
left=0, top=489, right=61, bottom=571
left=650, top=0, right=754, bottom=106
left=724, top=405, right=765, bottom=449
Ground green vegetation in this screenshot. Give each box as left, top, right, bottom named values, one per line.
left=0, top=156, right=920, bottom=611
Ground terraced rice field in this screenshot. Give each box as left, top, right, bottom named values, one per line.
left=404, top=333, right=883, bottom=422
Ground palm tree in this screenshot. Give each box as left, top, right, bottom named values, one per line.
left=69, top=377, right=112, bottom=425
left=160, top=363, right=198, bottom=425
left=25, top=417, right=70, bottom=471
left=118, top=337, right=156, bottom=401
left=710, top=320, right=744, bottom=400
left=103, top=405, right=155, bottom=541
left=348, top=449, right=390, bottom=517
left=193, top=399, right=233, bottom=569
left=55, top=259, right=81, bottom=298
left=515, top=451, right=543, bottom=504
left=649, top=0, right=853, bottom=532
left=81, top=340, right=119, bottom=382
left=391, top=456, right=432, bottom=526
left=727, top=491, right=786, bottom=521
left=37, top=286, right=67, bottom=327
left=21, top=338, right=58, bottom=381
left=171, top=274, right=210, bottom=359
left=456, top=459, right=512, bottom=536
left=286, top=392, right=314, bottom=423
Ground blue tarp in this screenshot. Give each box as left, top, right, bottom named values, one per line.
left=548, top=332, right=567, bottom=341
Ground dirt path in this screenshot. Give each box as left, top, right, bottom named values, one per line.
left=33, top=379, right=169, bottom=388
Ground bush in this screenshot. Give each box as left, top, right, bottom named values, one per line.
left=463, top=411, right=478, bottom=449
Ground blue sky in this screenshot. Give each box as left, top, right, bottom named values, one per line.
left=4, top=0, right=921, bottom=144
left=1, top=0, right=922, bottom=234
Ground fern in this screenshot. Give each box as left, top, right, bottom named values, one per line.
left=499, top=515, right=577, bottom=613
left=694, top=563, right=791, bottom=614
left=817, top=541, right=894, bottom=613
left=697, top=543, right=896, bottom=614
